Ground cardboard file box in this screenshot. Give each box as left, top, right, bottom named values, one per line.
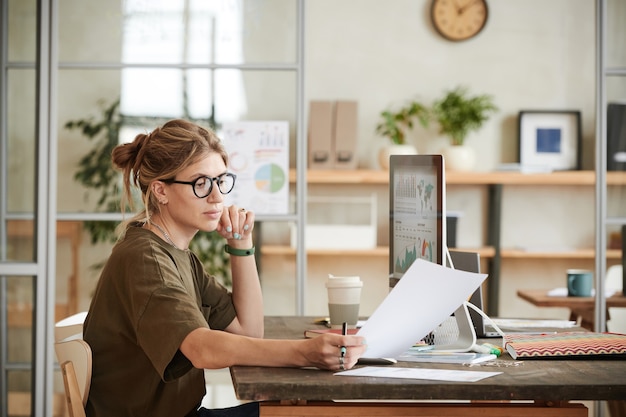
left=308, top=101, right=334, bottom=169
left=333, top=100, right=358, bottom=169
left=291, top=194, right=377, bottom=250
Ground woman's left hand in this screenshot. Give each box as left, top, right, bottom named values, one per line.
left=216, top=205, right=254, bottom=244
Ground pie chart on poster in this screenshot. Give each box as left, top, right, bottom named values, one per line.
left=255, top=163, right=285, bottom=193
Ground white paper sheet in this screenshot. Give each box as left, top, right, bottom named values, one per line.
left=335, top=366, right=501, bottom=382
left=357, top=259, right=487, bottom=358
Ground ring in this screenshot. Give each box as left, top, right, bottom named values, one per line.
left=239, top=208, right=246, bottom=213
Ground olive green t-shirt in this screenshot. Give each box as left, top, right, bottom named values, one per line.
left=83, top=224, right=237, bottom=417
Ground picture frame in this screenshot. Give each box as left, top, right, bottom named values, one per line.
left=518, top=110, right=582, bottom=171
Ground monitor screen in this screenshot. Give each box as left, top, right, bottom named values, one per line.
left=389, top=154, right=446, bottom=289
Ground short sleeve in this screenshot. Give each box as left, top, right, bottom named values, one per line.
left=138, top=282, right=207, bottom=381
left=190, top=253, right=237, bottom=330
left=133, top=244, right=232, bottom=381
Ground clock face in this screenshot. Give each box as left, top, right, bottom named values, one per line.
left=431, top=0, right=489, bottom=42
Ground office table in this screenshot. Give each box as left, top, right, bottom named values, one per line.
left=517, top=289, right=626, bottom=330
left=229, top=316, right=626, bottom=417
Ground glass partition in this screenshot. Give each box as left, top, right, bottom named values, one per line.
left=58, top=0, right=297, bottom=65
left=2, top=3, right=39, bottom=415
left=606, top=0, right=626, bottom=68
left=6, top=69, right=36, bottom=216
left=6, top=0, right=36, bottom=62
left=1, top=0, right=303, bottom=414
left=58, top=68, right=297, bottom=213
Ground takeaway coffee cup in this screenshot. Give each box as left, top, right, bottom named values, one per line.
left=567, top=269, right=593, bottom=297
left=325, top=275, right=363, bottom=329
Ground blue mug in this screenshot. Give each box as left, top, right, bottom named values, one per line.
left=567, top=269, right=593, bottom=297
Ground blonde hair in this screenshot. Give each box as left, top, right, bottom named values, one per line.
left=111, top=119, right=228, bottom=236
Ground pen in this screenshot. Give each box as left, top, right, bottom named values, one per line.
left=340, top=322, right=348, bottom=357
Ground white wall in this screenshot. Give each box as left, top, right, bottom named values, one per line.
left=305, top=0, right=596, bottom=170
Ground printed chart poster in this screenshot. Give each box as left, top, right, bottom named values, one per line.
left=392, top=166, right=438, bottom=276
left=220, top=121, right=289, bottom=215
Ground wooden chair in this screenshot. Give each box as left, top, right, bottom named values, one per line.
left=54, top=312, right=91, bottom=417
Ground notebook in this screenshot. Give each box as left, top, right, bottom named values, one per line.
left=504, top=331, right=626, bottom=359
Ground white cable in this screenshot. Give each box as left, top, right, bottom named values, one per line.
left=445, top=246, right=454, bottom=269
left=464, top=301, right=506, bottom=347
left=445, top=248, right=505, bottom=346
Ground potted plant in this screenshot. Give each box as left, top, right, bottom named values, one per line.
left=375, top=101, right=430, bottom=169
left=431, top=86, right=498, bottom=171
left=66, top=100, right=233, bottom=287
left=376, top=87, right=497, bottom=171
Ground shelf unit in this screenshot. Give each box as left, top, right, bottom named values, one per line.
left=290, top=169, right=626, bottom=186
left=269, top=169, right=626, bottom=315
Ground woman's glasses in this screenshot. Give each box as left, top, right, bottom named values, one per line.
left=164, top=172, right=237, bottom=198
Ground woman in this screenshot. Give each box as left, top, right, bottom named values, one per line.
left=83, top=119, right=367, bottom=417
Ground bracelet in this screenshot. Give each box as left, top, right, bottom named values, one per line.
left=224, top=245, right=255, bottom=256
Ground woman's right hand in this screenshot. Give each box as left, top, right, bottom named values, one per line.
left=301, top=333, right=367, bottom=371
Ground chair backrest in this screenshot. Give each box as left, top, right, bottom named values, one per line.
left=55, top=339, right=92, bottom=417
left=606, top=265, right=623, bottom=292
left=606, top=265, right=626, bottom=333
left=55, top=312, right=91, bottom=417
left=55, top=311, right=88, bottom=343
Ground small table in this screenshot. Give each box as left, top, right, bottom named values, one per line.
left=517, top=289, right=626, bottom=330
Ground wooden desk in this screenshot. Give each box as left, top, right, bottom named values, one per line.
left=230, top=316, right=626, bottom=417
left=517, top=289, right=626, bottom=330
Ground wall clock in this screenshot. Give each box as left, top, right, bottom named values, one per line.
left=431, top=0, right=489, bottom=42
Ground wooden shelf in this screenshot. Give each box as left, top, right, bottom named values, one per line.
left=261, top=245, right=622, bottom=259
left=296, top=169, right=388, bottom=184
left=501, top=248, right=623, bottom=259
left=261, top=245, right=389, bottom=256
left=261, top=246, right=496, bottom=258
left=291, top=169, right=626, bottom=186
left=447, top=170, right=626, bottom=186
left=455, top=247, right=496, bottom=258
left=261, top=245, right=622, bottom=260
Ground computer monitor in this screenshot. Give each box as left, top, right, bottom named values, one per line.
left=389, top=156, right=479, bottom=351
left=389, top=154, right=446, bottom=290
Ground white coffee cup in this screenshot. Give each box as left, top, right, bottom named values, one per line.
left=325, top=275, right=363, bottom=329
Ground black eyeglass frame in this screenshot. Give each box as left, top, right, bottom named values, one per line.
left=163, top=172, right=237, bottom=198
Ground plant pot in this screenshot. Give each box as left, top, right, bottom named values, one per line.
left=443, top=145, right=476, bottom=172
left=378, top=144, right=418, bottom=169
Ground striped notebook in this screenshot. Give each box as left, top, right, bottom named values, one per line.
left=504, top=332, right=626, bottom=359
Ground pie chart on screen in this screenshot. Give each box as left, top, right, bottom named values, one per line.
left=255, top=163, right=285, bottom=193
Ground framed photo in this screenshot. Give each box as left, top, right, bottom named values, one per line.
left=518, top=110, right=582, bottom=170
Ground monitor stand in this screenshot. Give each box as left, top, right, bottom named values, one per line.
left=430, top=301, right=477, bottom=352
